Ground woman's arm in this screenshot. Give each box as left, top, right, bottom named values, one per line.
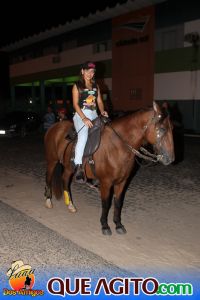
left=96, top=85, right=108, bottom=117
left=72, top=84, right=93, bottom=127
left=72, top=84, right=85, bottom=120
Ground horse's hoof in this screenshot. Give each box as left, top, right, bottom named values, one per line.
left=67, top=201, right=77, bottom=213
left=102, top=227, right=112, bottom=236
left=116, top=225, right=127, bottom=234
left=45, top=198, right=53, bottom=209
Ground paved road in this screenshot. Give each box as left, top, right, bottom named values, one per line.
left=0, top=200, right=130, bottom=285
left=0, top=133, right=199, bottom=215
left=0, top=133, right=200, bottom=283
left=0, top=134, right=134, bottom=296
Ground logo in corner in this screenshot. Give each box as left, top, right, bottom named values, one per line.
left=3, top=260, right=44, bottom=296
left=7, top=260, right=35, bottom=291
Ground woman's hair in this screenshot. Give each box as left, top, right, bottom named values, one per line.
left=76, top=76, right=96, bottom=90
left=76, top=61, right=96, bottom=90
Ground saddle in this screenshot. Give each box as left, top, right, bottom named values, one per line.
left=66, top=116, right=109, bottom=157
left=65, top=116, right=110, bottom=185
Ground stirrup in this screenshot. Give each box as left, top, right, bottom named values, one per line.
left=74, top=165, right=86, bottom=183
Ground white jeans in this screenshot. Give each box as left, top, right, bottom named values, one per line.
left=73, top=109, right=98, bottom=165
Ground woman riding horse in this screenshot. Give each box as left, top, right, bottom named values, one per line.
left=44, top=101, right=174, bottom=235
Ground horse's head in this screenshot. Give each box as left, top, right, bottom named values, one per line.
left=143, top=101, right=175, bottom=165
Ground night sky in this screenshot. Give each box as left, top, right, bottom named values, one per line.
left=0, top=0, right=127, bottom=48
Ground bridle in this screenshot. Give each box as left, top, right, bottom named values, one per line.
left=108, top=111, right=168, bottom=163
left=142, top=112, right=168, bottom=147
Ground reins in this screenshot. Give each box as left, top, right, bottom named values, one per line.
left=107, top=115, right=163, bottom=163
left=107, top=123, right=159, bottom=162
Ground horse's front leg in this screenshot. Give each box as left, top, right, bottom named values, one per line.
left=100, top=182, right=112, bottom=235
left=113, top=182, right=127, bottom=234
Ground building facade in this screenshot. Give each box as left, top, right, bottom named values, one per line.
left=1, top=0, right=200, bottom=132
left=155, top=0, right=200, bottom=133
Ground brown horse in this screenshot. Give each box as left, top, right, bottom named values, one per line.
left=44, top=101, right=174, bottom=235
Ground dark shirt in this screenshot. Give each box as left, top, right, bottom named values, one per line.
left=43, top=112, right=55, bottom=130
left=76, top=82, right=98, bottom=110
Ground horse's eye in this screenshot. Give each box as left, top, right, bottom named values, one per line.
left=158, top=127, right=166, bottom=137
left=156, top=126, right=166, bottom=139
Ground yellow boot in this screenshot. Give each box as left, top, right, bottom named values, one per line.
left=64, top=190, right=77, bottom=213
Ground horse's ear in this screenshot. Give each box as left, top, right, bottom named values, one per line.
left=153, top=101, right=159, bottom=113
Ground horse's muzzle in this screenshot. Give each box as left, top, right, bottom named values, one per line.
left=158, top=153, right=175, bottom=165
left=156, top=146, right=175, bottom=165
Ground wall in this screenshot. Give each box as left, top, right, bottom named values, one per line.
left=10, top=44, right=112, bottom=80
left=112, top=6, right=155, bottom=111
left=0, top=52, right=10, bottom=113
left=154, top=18, right=200, bottom=132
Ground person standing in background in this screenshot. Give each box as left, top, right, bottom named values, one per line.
left=43, top=106, right=56, bottom=133
left=57, top=108, right=67, bottom=122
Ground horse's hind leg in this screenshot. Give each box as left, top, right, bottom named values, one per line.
left=45, top=183, right=53, bottom=209
left=62, top=168, right=77, bottom=213
left=100, top=182, right=112, bottom=235
left=113, top=182, right=127, bottom=234
left=44, top=162, right=56, bottom=209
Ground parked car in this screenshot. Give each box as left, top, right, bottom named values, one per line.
left=0, top=111, right=41, bottom=138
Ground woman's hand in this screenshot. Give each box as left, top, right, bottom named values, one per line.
left=101, top=111, right=109, bottom=117
left=82, top=117, right=93, bottom=128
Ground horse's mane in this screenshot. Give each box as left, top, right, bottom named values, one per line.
left=111, top=107, right=153, bottom=126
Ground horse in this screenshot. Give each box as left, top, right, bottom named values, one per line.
left=44, top=101, right=174, bottom=235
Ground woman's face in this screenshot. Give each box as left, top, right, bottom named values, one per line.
left=82, top=68, right=95, bottom=80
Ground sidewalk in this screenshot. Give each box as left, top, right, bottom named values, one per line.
left=0, top=164, right=199, bottom=281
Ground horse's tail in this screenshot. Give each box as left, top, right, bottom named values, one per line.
left=51, top=161, right=64, bottom=200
